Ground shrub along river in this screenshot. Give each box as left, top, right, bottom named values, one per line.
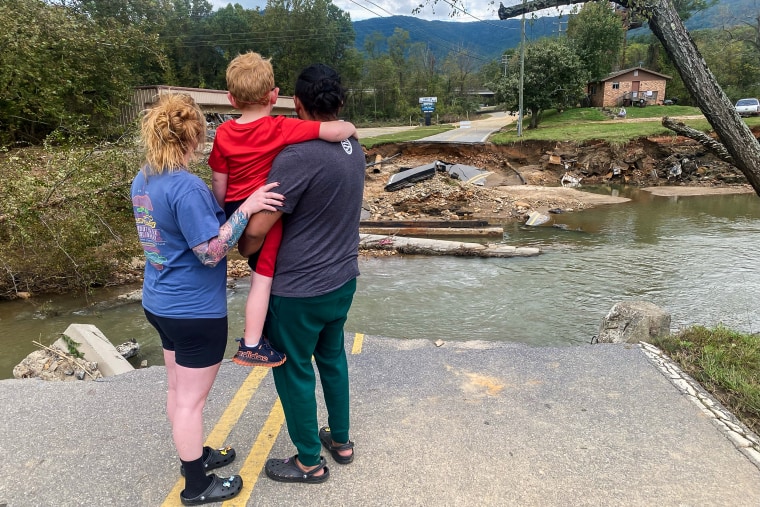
left=2, top=186, right=759, bottom=379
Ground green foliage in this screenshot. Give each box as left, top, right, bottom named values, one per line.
left=566, top=2, right=625, bottom=81
left=651, top=325, right=760, bottom=434
left=690, top=25, right=760, bottom=101
left=0, top=140, right=144, bottom=298
left=258, top=0, right=356, bottom=95
left=490, top=37, right=589, bottom=129
left=61, top=335, right=84, bottom=359
left=0, top=0, right=163, bottom=147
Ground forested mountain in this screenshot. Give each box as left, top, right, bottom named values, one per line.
left=352, top=15, right=558, bottom=62
left=353, top=0, right=757, bottom=62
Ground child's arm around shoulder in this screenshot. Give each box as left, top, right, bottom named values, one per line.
left=318, top=120, right=357, bottom=142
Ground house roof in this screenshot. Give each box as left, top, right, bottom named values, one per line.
left=133, top=85, right=295, bottom=113
left=597, top=67, right=672, bottom=82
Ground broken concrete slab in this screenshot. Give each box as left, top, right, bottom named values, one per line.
left=54, top=324, right=134, bottom=377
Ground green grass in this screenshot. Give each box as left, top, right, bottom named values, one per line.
left=490, top=105, right=707, bottom=144
left=358, top=106, right=760, bottom=146
left=360, top=125, right=455, bottom=148
left=651, top=326, right=760, bottom=435
left=486, top=105, right=760, bottom=145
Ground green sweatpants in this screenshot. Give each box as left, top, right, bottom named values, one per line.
left=265, top=278, right=356, bottom=467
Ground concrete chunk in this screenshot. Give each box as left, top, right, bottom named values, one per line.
left=54, top=324, right=134, bottom=377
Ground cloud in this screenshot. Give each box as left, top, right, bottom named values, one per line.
left=206, top=0, right=538, bottom=22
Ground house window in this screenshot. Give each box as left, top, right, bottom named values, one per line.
left=612, top=82, right=620, bottom=90
left=634, top=70, right=639, bottom=77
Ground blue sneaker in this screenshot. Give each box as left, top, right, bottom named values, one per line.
left=232, top=337, right=286, bottom=367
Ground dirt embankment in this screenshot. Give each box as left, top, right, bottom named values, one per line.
left=361, top=135, right=754, bottom=223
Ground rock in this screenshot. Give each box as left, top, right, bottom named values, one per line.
left=115, top=339, right=140, bottom=359
left=597, top=301, right=671, bottom=344
left=13, top=349, right=102, bottom=381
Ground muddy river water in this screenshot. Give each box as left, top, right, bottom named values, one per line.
left=2, top=186, right=759, bottom=379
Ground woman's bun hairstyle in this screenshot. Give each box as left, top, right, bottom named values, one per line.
left=294, top=64, right=346, bottom=119
left=140, top=93, right=205, bottom=175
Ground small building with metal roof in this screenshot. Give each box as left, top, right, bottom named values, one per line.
left=121, top=85, right=296, bottom=125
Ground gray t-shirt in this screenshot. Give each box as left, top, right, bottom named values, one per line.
left=267, top=137, right=364, bottom=297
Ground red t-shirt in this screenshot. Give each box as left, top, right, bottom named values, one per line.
left=208, top=115, right=321, bottom=202
left=208, top=116, right=320, bottom=277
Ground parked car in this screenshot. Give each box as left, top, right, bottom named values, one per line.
left=735, top=98, right=760, bottom=116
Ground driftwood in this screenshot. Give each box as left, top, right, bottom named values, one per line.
left=359, top=234, right=540, bottom=257
left=661, top=117, right=735, bottom=164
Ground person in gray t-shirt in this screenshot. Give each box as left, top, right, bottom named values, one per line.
left=240, top=63, right=364, bottom=483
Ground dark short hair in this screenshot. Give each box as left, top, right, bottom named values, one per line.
left=294, top=64, right=346, bottom=118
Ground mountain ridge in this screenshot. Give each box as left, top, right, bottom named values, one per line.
left=351, top=1, right=755, bottom=63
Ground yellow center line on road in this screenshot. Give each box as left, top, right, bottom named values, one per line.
left=162, top=333, right=364, bottom=506
left=351, top=332, right=364, bottom=354
left=161, top=366, right=271, bottom=507
left=222, top=399, right=285, bottom=506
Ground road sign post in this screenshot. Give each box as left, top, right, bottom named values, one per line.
left=419, top=97, right=437, bottom=125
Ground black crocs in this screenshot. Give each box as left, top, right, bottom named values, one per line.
left=265, top=455, right=329, bottom=483
left=180, top=446, right=236, bottom=477
left=319, top=426, right=354, bottom=464
left=180, top=473, right=243, bottom=506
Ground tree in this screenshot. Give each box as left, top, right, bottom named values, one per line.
left=440, top=45, right=485, bottom=116
left=0, top=0, right=163, bottom=145
left=566, top=2, right=625, bottom=80
left=493, top=0, right=760, bottom=195
left=490, top=37, right=588, bottom=128
left=260, top=0, right=355, bottom=95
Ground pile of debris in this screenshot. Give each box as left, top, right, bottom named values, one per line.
left=13, top=341, right=103, bottom=381
left=13, top=325, right=140, bottom=381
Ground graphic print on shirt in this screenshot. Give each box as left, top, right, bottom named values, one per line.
left=132, top=194, right=167, bottom=270
left=341, top=139, right=352, bottom=155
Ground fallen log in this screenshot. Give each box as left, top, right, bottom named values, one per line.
left=662, top=117, right=734, bottom=164
left=359, top=234, right=540, bottom=258
left=359, top=226, right=504, bottom=237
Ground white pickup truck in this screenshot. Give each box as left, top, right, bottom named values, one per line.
left=735, top=98, right=760, bottom=116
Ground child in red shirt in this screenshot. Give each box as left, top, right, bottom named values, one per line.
left=209, top=52, right=357, bottom=367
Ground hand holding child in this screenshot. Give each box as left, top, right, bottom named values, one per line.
left=241, top=182, right=284, bottom=216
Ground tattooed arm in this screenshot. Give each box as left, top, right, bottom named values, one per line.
left=191, top=182, right=283, bottom=268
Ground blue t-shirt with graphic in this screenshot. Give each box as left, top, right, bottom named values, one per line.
left=131, top=168, right=227, bottom=318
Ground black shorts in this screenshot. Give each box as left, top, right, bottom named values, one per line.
left=144, top=310, right=227, bottom=368
left=224, top=199, right=262, bottom=271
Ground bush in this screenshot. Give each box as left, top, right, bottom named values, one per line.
left=0, top=138, right=145, bottom=298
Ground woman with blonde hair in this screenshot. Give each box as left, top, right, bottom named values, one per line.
left=131, top=93, right=283, bottom=505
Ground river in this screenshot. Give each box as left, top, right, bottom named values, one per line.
left=2, top=186, right=759, bottom=379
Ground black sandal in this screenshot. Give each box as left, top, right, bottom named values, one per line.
left=319, top=426, right=354, bottom=464
left=180, top=474, right=243, bottom=506
left=180, top=446, right=236, bottom=476
left=265, top=455, right=329, bottom=483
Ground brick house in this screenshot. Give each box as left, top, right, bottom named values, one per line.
left=587, top=67, right=671, bottom=107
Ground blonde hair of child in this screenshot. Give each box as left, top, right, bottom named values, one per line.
left=140, top=93, right=206, bottom=176
left=226, top=52, right=275, bottom=107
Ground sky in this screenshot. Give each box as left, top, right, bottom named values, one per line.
left=207, top=0, right=562, bottom=23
